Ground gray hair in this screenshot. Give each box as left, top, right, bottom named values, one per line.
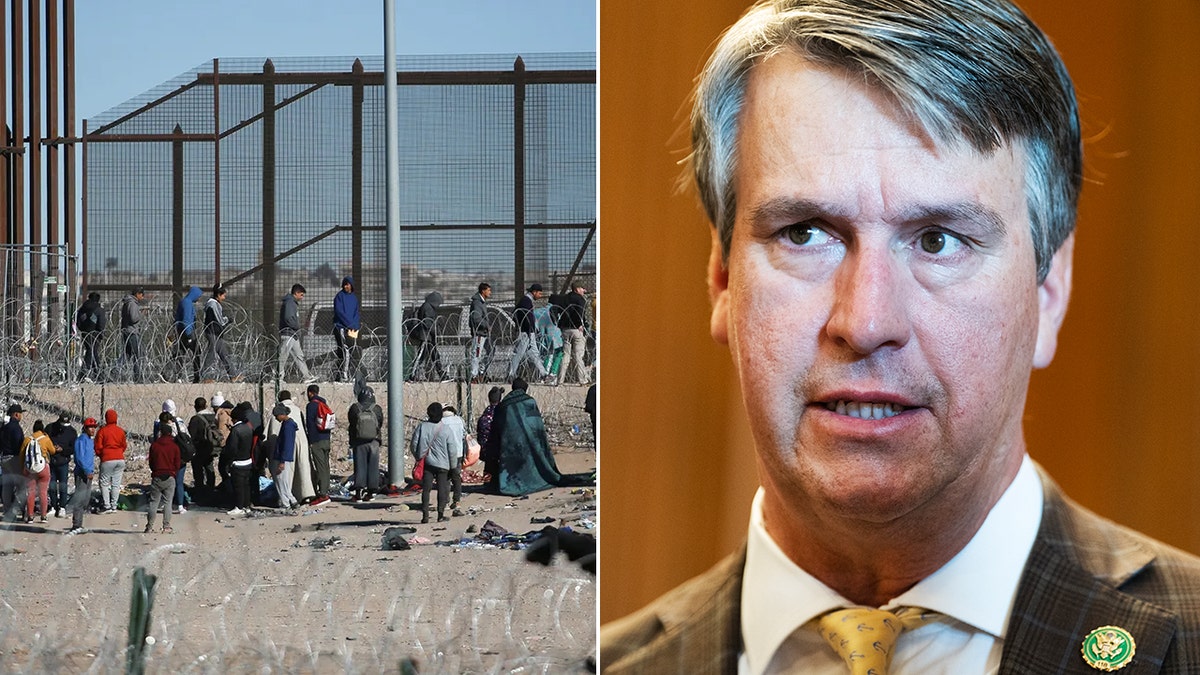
left=690, top=0, right=1081, bottom=282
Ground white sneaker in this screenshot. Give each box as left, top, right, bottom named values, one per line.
left=55, top=508, right=65, bottom=518
left=174, top=505, right=187, bottom=515
left=226, top=507, right=245, bottom=516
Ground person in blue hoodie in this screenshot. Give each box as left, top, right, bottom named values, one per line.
left=68, top=417, right=98, bottom=533
left=333, top=276, right=361, bottom=382
left=173, top=285, right=204, bottom=383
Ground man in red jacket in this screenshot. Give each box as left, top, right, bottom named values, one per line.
left=146, top=413, right=181, bottom=534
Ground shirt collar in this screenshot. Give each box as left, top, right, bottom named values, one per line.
left=740, top=454, right=1043, bottom=675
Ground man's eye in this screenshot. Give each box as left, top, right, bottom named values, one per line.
left=918, top=230, right=965, bottom=255
left=782, top=224, right=832, bottom=246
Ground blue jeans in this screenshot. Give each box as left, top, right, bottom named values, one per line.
left=173, top=465, right=188, bottom=507
left=48, top=463, right=71, bottom=511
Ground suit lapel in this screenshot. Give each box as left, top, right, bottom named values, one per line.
left=607, top=550, right=745, bottom=674
left=1000, top=475, right=1177, bottom=674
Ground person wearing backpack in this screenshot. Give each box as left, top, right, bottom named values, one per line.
left=75, top=291, right=107, bottom=382
left=20, top=420, right=56, bottom=523
left=46, top=412, right=78, bottom=518
left=0, top=404, right=26, bottom=521
left=304, top=384, right=333, bottom=505
left=347, top=383, right=384, bottom=502
left=187, top=397, right=221, bottom=496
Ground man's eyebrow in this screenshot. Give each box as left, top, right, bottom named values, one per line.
left=894, top=202, right=1008, bottom=236
left=743, top=197, right=853, bottom=227
left=742, top=197, right=1007, bottom=236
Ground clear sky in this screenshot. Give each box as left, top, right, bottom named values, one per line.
left=75, top=0, right=597, bottom=122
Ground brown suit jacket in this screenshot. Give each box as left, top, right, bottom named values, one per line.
left=600, top=471, right=1200, bottom=673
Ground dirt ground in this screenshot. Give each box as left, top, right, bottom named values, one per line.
left=0, top=445, right=596, bottom=674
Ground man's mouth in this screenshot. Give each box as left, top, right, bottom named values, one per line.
left=824, top=400, right=909, bottom=420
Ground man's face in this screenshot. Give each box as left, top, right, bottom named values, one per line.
left=294, top=291, right=305, bottom=302
left=482, top=287, right=492, bottom=300
left=85, top=425, right=96, bottom=437
left=531, top=290, right=543, bottom=300
left=216, top=292, right=226, bottom=303
left=343, top=282, right=352, bottom=293
left=709, top=54, right=1072, bottom=527
left=134, top=292, right=144, bottom=301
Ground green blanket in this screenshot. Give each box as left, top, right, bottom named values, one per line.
left=484, top=390, right=591, bottom=496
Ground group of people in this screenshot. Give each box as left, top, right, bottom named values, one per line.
left=410, top=280, right=594, bottom=386
left=76, top=275, right=364, bottom=385
left=0, top=403, right=105, bottom=533
left=410, top=378, right=592, bottom=523
left=0, top=378, right=386, bottom=534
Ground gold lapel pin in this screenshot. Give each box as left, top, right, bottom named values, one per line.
left=1081, top=625, right=1136, bottom=671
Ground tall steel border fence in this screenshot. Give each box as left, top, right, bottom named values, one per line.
left=82, top=52, right=596, bottom=344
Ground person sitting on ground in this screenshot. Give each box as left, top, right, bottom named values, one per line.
left=410, top=402, right=454, bottom=524
left=478, top=386, right=504, bottom=482
left=20, top=420, right=56, bottom=523
left=484, top=378, right=592, bottom=496
left=146, top=413, right=181, bottom=534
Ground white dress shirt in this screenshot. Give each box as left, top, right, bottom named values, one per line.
left=739, top=454, right=1044, bottom=674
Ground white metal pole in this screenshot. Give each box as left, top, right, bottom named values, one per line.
left=383, top=0, right=405, bottom=486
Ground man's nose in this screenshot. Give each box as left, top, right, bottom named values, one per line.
left=824, top=246, right=912, bottom=355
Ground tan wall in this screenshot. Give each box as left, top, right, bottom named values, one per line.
left=599, top=1, right=1200, bottom=624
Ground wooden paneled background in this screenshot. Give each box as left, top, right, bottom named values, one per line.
left=599, top=0, right=1200, bottom=624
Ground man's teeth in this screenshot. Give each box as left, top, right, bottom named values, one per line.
left=826, top=400, right=905, bottom=420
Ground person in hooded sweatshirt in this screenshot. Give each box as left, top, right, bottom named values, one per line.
left=75, top=291, right=107, bottom=382
left=279, top=283, right=316, bottom=383
left=119, top=286, right=145, bottom=382
left=411, top=290, right=448, bottom=382
left=94, top=409, right=127, bottom=513
left=202, top=285, right=241, bottom=382
left=348, top=379, right=384, bottom=502
left=173, top=285, right=204, bottom=383
left=333, top=276, right=361, bottom=382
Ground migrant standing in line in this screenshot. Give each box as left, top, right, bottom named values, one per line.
left=68, top=417, right=99, bottom=533
left=46, top=412, right=78, bottom=519
left=145, top=413, right=181, bottom=534
left=94, top=409, right=126, bottom=513
left=348, top=382, right=384, bottom=502
left=21, top=420, right=56, bottom=523
left=411, top=402, right=453, bottom=524
left=268, top=404, right=301, bottom=510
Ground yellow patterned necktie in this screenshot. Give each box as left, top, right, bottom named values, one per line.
left=818, top=607, right=935, bottom=675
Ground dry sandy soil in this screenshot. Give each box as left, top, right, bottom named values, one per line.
left=0, top=437, right=596, bottom=674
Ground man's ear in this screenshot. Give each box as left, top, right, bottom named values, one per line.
left=1033, top=233, right=1074, bottom=369
left=709, top=229, right=730, bottom=346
